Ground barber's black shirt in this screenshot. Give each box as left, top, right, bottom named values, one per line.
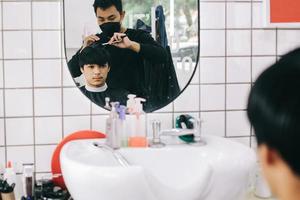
left=68, top=29, right=167, bottom=98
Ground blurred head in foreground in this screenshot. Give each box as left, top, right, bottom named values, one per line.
left=247, top=48, right=300, bottom=200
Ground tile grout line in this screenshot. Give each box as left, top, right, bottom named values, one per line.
left=30, top=0, right=37, bottom=170
left=60, top=0, right=64, bottom=140
left=249, top=0, right=253, bottom=148
left=1, top=0, right=8, bottom=165
left=224, top=0, right=227, bottom=138
left=198, top=0, right=201, bottom=123
left=0, top=108, right=250, bottom=119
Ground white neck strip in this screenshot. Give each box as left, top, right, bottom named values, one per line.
left=85, top=83, right=108, bottom=92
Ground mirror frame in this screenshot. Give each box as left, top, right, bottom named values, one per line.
left=62, top=0, right=200, bottom=112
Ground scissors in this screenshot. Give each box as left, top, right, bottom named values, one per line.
left=102, top=35, right=127, bottom=46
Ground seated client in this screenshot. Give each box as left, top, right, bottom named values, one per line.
left=78, top=46, right=129, bottom=107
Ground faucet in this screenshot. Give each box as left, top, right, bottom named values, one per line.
left=149, top=118, right=206, bottom=148
left=93, top=142, right=130, bottom=167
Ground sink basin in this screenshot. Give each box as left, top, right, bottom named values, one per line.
left=60, top=135, right=256, bottom=200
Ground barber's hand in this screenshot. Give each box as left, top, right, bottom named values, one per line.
left=82, top=34, right=100, bottom=49
left=108, top=33, right=132, bottom=49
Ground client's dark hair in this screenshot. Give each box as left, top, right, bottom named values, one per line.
left=247, top=48, right=300, bottom=176
left=93, top=0, right=123, bottom=14
left=78, top=46, right=111, bottom=69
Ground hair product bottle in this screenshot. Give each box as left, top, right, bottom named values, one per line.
left=128, top=98, right=147, bottom=147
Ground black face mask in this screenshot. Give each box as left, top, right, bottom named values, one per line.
left=99, top=22, right=121, bottom=37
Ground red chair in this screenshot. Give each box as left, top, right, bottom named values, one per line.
left=51, top=130, right=106, bottom=189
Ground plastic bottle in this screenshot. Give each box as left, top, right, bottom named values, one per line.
left=0, top=163, right=4, bottom=179
left=22, top=164, right=34, bottom=199
left=105, top=102, right=121, bottom=149
left=117, top=105, right=127, bottom=147
left=3, top=161, right=18, bottom=199
left=128, top=98, right=147, bottom=147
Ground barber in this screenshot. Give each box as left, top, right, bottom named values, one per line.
left=68, top=0, right=167, bottom=98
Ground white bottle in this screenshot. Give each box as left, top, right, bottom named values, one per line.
left=105, top=102, right=120, bottom=149
left=3, top=161, right=22, bottom=198
left=0, top=163, right=4, bottom=178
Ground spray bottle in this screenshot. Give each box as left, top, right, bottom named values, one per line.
left=117, top=105, right=127, bottom=147
left=105, top=102, right=121, bottom=149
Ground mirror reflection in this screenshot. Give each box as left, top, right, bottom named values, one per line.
left=64, top=0, right=199, bottom=112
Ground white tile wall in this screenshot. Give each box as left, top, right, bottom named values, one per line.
left=200, top=2, right=225, bottom=29
left=32, top=2, right=61, bottom=30
left=63, top=116, right=91, bottom=137
left=4, top=60, right=32, bottom=88
left=0, top=62, right=3, bottom=88
left=33, top=31, right=61, bottom=58
left=227, top=2, right=251, bottom=28
left=252, top=2, right=264, bottom=28
left=200, top=85, right=225, bottom=111
left=0, top=119, right=4, bottom=146
left=35, top=145, right=56, bottom=172
left=0, top=4, right=2, bottom=30
left=6, top=118, right=34, bottom=145
left=34, top=60, right=61, bottom=87
left=226, top=111, right=251, bottom=137
left=201, top=112, right=225, bottom=137
left=91, top=115, right=108, bottom=133
left=200, top=30, right=225, bottom=56
left=34, top=88, right=62, bottom=116
left=0, top=90, right=3, bottom=117
left=226, top=57, right=251, bottom=83
left=200, top=58, right=225, bottom=84
left=63, top=88, right=90, bottom=115
left=174, top=85, right=199, bottom=111
left=3, top=2, right=31, bottom=30
left=277, top=30, right=300, bottom=55
left=227, top=30, right=251, bottom=56
left=252, top=57, right=276, bottom=81
left=5, top=89, right=33, bottom=117
left=3, top=31, right=32, bottom=59
left=62, top=60, right=75, bottom=87
left=0, top=32, right=3, bottom=59
left=35, top=117, right=62, bottom=144
left=7, top=146, right=34, bottom=164
left=252, top=30, right=276, bottom=56
left=0, top=0, right=299, bottom=175
left=226, top=84, right=251, bottom=110
left=0, top=148, right=5, bottom=166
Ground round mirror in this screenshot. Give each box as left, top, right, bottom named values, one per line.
left=64, top=0, right=199, bottom=112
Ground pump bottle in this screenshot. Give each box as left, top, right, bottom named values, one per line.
left=128, top=98, right=147, bottom=147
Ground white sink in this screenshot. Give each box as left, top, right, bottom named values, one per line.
left=60, top=136, right=256, bottom=200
